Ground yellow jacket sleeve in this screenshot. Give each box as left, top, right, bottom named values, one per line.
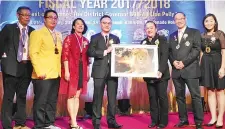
left=29, top=31, right=42, bottom=77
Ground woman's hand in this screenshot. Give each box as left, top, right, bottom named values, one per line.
left=65, top=71, right=70, bottom=81
left=218, top=68, right=225, bottom=79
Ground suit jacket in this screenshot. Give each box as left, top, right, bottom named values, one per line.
left=169, top=27, right=201, bottom=79
left=0, top=23, right=34, bottom=77
left=88, top=33, right=120, bottom=78
left=29, top=26, right=62, bottom=79
left=141, top=34, right=170, bottom=83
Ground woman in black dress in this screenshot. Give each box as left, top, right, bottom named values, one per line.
left=200, top=14, right=225, bottom=128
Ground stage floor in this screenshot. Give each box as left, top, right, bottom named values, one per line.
left=0, top=113, right=224, bottom=129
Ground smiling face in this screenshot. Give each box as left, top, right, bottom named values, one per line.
left=204, top=16, right=216, bottom=32
left=73, top=19, right=84, bottom=34
left=174, top=13, right=186, bottom=29
left=145, top=22, right=157, bottom=38
left=44, top=12, right=58, bottom=30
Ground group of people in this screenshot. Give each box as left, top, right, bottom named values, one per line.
left=0, top=6, right=224, bottom=129
left=142, top=12, right=225, bottom=129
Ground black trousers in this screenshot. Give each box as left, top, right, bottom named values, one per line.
left=173, top=77, right=203, bottom=124
left=146, top=80, right=169, bottom=125
left=92, top=67, right=118, bottom=127
left=32, top=78, right=60, bottom=129
left=1, top=72, right=31, bottom=129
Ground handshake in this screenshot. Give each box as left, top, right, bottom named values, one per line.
left=173, top=60, right=185, bottom=70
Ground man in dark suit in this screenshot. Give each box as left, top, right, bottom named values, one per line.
left=88, top=15, right=122, bottom=129
left=169, top=12, right=203, bottom=129
left=141, top=21, right=170, bottom=129
left=0, top=6, right=34, bottom=129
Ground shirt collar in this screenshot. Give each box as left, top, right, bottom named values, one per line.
left=45, top=26, right=55, bottom=34
left=17, top=22, right=28, bottom=31
left=101, top=32, right=109, bottom=38
left=178, top=26, right=187, bottom=34
left=48, top=28, right=55, bottom=34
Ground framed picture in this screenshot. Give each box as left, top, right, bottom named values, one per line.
left=111, top=44, right=159, bottom=78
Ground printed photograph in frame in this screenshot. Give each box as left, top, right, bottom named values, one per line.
left=111, top=44, right=159, bottom=78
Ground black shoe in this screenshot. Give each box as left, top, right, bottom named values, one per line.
left=93, top=124, right=100, bottom=129
left=216, top=125, right=223, bottom=128
left=108, top=123, right=123, bottom=129
left=204, top=121, right=216, bottom=126
left=196, top=123, right=203, bottom=129
left=174, top=121, right=189, bottom=127
left=119, top=111, right=130, bottom=116
left=148, top=123, right=157, bottom=128
left=157, top=124, right=166, bottom=129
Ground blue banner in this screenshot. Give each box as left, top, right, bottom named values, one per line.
left=0, top=0, right=205, bottom=43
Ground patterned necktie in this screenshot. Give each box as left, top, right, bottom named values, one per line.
left=17, top=27, right=26, bottom=62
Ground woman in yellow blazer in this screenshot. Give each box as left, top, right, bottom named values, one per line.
left=29, top=10, right=62, bottom=129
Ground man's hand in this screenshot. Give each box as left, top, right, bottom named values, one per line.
left=107, top=46, right=113, bottom=53
left=157, top=71, right=162, bottom=78
left=38, top=74, right=46, bottom=80
left=177, top=61, right=185, bottom=69
left=173, top=60, right=180, bottom=69
left=103, top=46, right=113, bottom=56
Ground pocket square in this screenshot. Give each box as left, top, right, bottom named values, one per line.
left=2, top=53, right=7, bottom=58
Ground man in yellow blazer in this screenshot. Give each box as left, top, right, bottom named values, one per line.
left=29, top=10, right=62, bottom=129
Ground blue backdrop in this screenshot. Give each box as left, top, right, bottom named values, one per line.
left=0, top=0, right=205, bottom=43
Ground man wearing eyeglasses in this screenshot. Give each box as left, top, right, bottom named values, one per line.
left=88, top=15, right=122, bottom=129
left=0, top=6, right=34, bottom=129
left=29, top=10, right=62, bottom=129
left=168, top=12, right=203, bottom=129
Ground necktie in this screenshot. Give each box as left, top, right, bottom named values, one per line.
left=105, top=35, right=108, bottom=47
left=178, top=30, right=183, bottom=43
left=17, top=27, right=26, bottom=62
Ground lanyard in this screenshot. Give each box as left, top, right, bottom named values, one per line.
left=47, top=28, right=57, bottom=46
left=74, top=33, right=83, bottom=52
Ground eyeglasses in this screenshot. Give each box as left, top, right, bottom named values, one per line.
left=45, top=16, right=58, bottom=20
left=55, top=47, right=59, bottom=54
left=19, top=13, right=31, bottom=17
left=175, top=18, right=185, bottom=21
left=101, top=22, right=112, bottom=25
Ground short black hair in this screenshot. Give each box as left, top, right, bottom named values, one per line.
left=203, top=13, right=218, bottom=32
left=174, top=12, right=186, bottom=19
left=71, top=18, right=88, bottom=35
left=17, top=6, right=31, bottom=14
left=100, top=15, right=111, bottom=22
left=145, top=21, right=157, bottom=28
left=44, top=9, right=58, bottom=18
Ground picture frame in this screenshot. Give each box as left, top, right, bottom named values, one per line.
left=111, top=44, right=159, bottom=78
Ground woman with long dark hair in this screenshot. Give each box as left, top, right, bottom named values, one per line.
left=59, top=18, right=89, bottom=129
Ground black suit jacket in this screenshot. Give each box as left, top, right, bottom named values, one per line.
left=169, top=27, right=201, bottom=79
left=0, top=23, right=35, bottom=77
left=141, top=34, right=170, bottom=83
left=88, top=33, right=120, bottom=78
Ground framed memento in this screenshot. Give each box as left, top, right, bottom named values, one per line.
left=111, top=44, right=159, bottom=78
